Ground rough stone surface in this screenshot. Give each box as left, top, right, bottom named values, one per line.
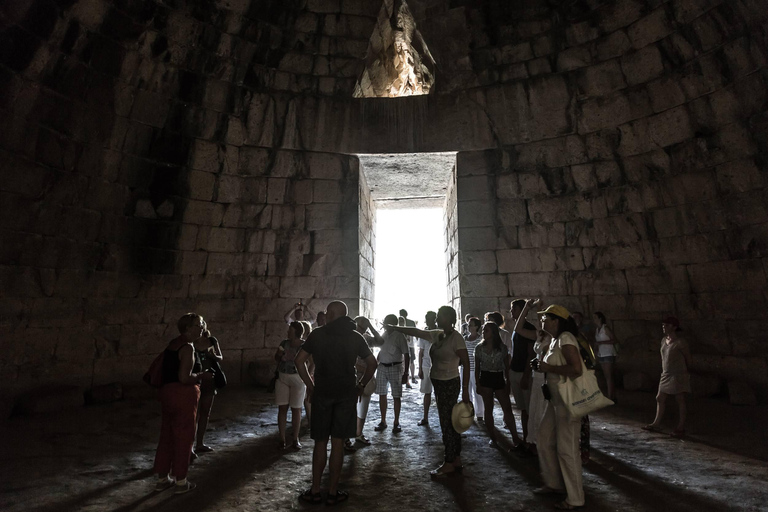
left=2, top=0, right=768, bottom=405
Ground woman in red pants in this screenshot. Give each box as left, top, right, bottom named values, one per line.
left=153, top=313, right=213, bottom=494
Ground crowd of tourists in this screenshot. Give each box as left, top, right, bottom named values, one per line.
left=149, top=299, right=690, bottom=510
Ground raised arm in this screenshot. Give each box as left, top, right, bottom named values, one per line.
left=284, top=303, right=300, bottom=323
left=514, top=299, right=539, bottom=339
left=362, top=317, right=385, bottom=346
left=388, top=324, right=432, bottom=341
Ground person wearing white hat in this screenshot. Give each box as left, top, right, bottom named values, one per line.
left=530, top=302, right=585, bottom=510
left=388, top=305, right=471, bottom=477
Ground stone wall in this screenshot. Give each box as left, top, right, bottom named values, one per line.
left=0, top=0, right=367, bottom=398
left=444, top=161, right=461, bottom=320
left=358, top=164, right=376, bottom=318
left=456, top=141, right=768, bottom=398
left=2, top=0, right=768, bottom=403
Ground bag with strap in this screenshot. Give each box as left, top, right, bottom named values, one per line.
left=555, top=357, right=614, bottom=419
left=143, top=352, right=165, bottom=388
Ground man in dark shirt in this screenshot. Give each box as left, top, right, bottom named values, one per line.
left=509, top=298, right=537, bottom=443
left=295, top=301, right=377, bottom=505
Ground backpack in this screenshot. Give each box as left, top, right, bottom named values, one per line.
left=143, top=352, right=165, bottom=388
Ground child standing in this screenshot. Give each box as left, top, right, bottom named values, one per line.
left=643, top=316, right=691, bottom=438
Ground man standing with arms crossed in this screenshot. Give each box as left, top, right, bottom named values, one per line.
left=295, top=301, right=377, bottom=505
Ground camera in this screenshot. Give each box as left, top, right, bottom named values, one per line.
left=541, top=383, right=552, bottom=401
left=530, top=358, right=540, bottom=372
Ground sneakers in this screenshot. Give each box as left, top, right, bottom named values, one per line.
left=175, top=481, right=196, bottom=494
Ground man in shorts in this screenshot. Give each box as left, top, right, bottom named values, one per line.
left=374, top=314, right=410, bottom=434
left=295, top=301, right=377, bottom=505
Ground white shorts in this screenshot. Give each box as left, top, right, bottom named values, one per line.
left=375, top=364, right=404, bottom=397
left=508, top=370, right=531, bottom=411
left=420, top=368, right=433, bottom=394
left=357, top=394, right=372, bottom=420
left=275, top=372, right=306, bottom=409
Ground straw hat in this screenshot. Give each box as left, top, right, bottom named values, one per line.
left=363, top=376, right=376, bottom=396
left=451, top=402, right=475, bottom=433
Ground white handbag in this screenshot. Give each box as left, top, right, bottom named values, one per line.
left=556, top=359, right=614, bottom=419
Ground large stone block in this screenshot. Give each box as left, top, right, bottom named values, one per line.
left=715, top=159, right=764, bottom=195
left=306, top=203, right=343, bottom=230
left=458, top=200, right=494, bottom=227
left=313, top=179, right=344, bottom=203
left=621, top=44, right=665, bottom=86
left=627, top=7, right=674, bottom=49
left=28, top=298, right=83, bottom=327
left=497, top=249, right=533, bottom=274
left=518, top=223, right=566, bottom=248
left=459, top=274, right=508, bottom=297
left=460, top=250, right=497, bottom=275
left=576, top=59, right=627, bottom=97
left=687, top=260, right=766, bottom=293
left=569, top=270, right=629, bottom=296
left=279, top=277, right=318, bottom=299
left=658, top=233, right=729, bottom=265
left=497, top=199, right=528, bottom=226
left=625, top=265, right=690, bottom=294
left=508, top=272, right=567, bottom=296
left=205, top=252, right=244, bottom=274
left=728, top=381, right=758, bottom=405
left=458, top=227, right=500, bottom=251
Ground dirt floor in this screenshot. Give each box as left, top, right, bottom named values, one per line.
left=1, top=383, right=767, bottom=512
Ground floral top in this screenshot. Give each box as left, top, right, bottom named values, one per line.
left=474, top=342, right=508, bottom=372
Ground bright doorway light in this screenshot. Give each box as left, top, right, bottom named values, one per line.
left=373, top=208, right=446, bottom=327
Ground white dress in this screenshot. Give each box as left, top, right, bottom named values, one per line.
left=526, top=336, right=551, bottom=445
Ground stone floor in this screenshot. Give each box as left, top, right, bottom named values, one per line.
left=1, top=384, right=767, bottom=512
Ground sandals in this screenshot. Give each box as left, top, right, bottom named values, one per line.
left=326, top=490, right=349, bottom=506
left=671, top=429, right=686, bottom=438
left=554, top=500, right=583, bottom=510
left=641, top=424, right=661, bottom=433
left=373, top=422, right=387, bottom=432
left=292, top=440, right=303, bottom=449
left=154, top=478, right=174, bottom=492
left=299, top=489, right=323, bottom=504
left=355, top=435, right=371, bottom=445
left=417, top=419, right=429, bottom=426
left=392, top=425, right=402, bottom=434
left=344, top=439, right=356, bottom=452
left=174, top=481, right=196, bottom=494
left=195, top=445, right=213, bottom=453
left=533, top=486, right=567, bottom=496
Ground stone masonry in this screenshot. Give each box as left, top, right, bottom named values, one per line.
left=1, top=0, right=768, bottom=405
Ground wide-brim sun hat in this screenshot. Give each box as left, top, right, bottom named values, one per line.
left=363, top=376, right=376, bottom=396
left=451, top=402, right=475, bottom=433
left=537, top=304, right=571, bottom=320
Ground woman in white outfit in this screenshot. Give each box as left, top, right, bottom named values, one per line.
left=274, top=321, right=308, bottom=449
left=531, top=303, right=585, bottom=511
left=526, top=329, right=552, bottom=449
left=593, top=312, right=617, bottom=401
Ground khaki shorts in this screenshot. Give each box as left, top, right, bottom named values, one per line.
left=275, top=372, right=306, bottom=409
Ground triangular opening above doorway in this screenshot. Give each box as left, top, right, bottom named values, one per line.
left=353, top=0, right=436, bottom=98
